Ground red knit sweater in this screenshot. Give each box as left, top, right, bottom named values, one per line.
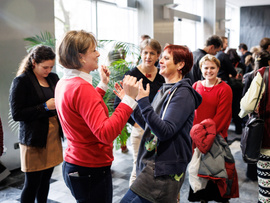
left=192, top=81, right=232, bottom=138
left=55, top=77, right=133, bottom=168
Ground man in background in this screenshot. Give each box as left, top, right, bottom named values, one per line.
left=185, top=35, right=223, bottom=84
left=238, top=43, right=252, bottom=73
left=216, top=36, right=237, bottom=84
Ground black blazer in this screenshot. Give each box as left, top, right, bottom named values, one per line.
left=9, top=70, right=63, bottom=148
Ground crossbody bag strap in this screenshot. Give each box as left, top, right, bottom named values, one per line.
left=161, top=87, right=178, bottom=119
left=253, top=71, right=265, bottom=112
left=152, top=87, right=178, bottom=145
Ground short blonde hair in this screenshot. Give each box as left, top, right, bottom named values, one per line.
left=58, top=30, right=97, bottom=69
left=199, top=54, right=220, bottom=69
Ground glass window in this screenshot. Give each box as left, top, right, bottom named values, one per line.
left=173, top=0, right=203, bottom=51
left=97, top=2, right=137, bottom=43
left=97, top=1, right=138, bottom=65
left=54, top=0, right=94, bottom=41
left=174, top=18, right=200, bottom=51
left=54, top=0, right=138, bottom=69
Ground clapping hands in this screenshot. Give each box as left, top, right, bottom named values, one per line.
left=136, top=79, right=150, bottom=100
left=114, top=76, right=150, bottom=101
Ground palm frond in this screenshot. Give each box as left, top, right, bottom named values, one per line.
left=24, top=31, right=56, bottom=52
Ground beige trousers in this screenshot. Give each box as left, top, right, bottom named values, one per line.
left=129, top=125, right=144, bottom=187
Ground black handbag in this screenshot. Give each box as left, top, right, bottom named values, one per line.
left=240, top=67, right=269, bottom=164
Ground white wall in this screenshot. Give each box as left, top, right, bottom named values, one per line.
left=0, top=0, right=55, bottom=170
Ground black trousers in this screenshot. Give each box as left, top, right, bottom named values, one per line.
left=20, top=167, right=54, bottom=203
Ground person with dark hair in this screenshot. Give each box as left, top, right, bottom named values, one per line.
left=260, top=37, right=270, bottom=53
left=243, top=46, right=260, bottom=77
left=227, top=48, right=246, bottom=77
left=188, top=54, right=237, bottom=203
left=117, top=45, right=202, bottom=203
left=239, top=43, right=252, bottom=64
left=239, top=53, right=270, bottom=203
left=140, top=34, right=151, bottom=42
left=9, top=45, right=63, bottom=203
left=240, top=51, right=270, bottom=182
left=238, top=43, right=252, bottom=73
left=216, top=36, right=237, bottom=84
left=185, top=35, right=223, bottom=84
left=114, top=38, right=165, bottom=186
left=226, top=48, right=245, bottom=135
left=55, top=30, right=139, bottom=203
left=243, top=51, right=270, bottom=95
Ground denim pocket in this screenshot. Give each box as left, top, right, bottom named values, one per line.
left=67, top=174, right=91, bottom=201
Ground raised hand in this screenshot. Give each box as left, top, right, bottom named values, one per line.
left=113, top=81, right=125, bottom=100
left=99, top=65, right=110, bottom=85
left=122, top=75, right=139, bottom=100
left=136, top=79, right=150, bottom=101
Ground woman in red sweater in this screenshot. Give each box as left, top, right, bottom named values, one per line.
left=55, top=30, right=139, bottom=203
left=188, top=54, right=234, bottom=202
left=192, top=54, right=232, bottom=139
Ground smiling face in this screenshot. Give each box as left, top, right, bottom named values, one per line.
left=201, top=60, right=219, bottom=81
left=141, top=46, right=160, bottom=68
left=33, top=59, right=55, bottom=79
left=79, top=45, right=100, bottom=73
left=159, top=49, right=183, bottom=83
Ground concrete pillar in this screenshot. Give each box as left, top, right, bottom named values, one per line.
left=203, top=0, right=226, bottom=42
left=137, top=0, right=174, bottom=48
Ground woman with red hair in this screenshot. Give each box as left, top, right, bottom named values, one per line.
left=117, top=45, right=202, bottom=203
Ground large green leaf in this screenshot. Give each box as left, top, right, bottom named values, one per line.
left=24, top=31, right=55, bottom=52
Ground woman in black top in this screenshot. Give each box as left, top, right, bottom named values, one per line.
left=226, top=48, right=245, bottom=134
left=114, top=39, right=165, bottom=186
left=9, top=45, right=63, bottom=203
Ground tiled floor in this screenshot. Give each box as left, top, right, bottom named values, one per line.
left=0, top=125, right=259, bottom=203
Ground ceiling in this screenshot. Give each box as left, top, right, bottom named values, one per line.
left=226, top=0, right=270, bottom=7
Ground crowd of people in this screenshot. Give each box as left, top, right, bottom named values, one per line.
left=5, top=30, right=270, bottom=203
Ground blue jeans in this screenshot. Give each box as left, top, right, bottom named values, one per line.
left=62, top=161, right=112, bottom=203
left=120, top=189, right=152, bottom=203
